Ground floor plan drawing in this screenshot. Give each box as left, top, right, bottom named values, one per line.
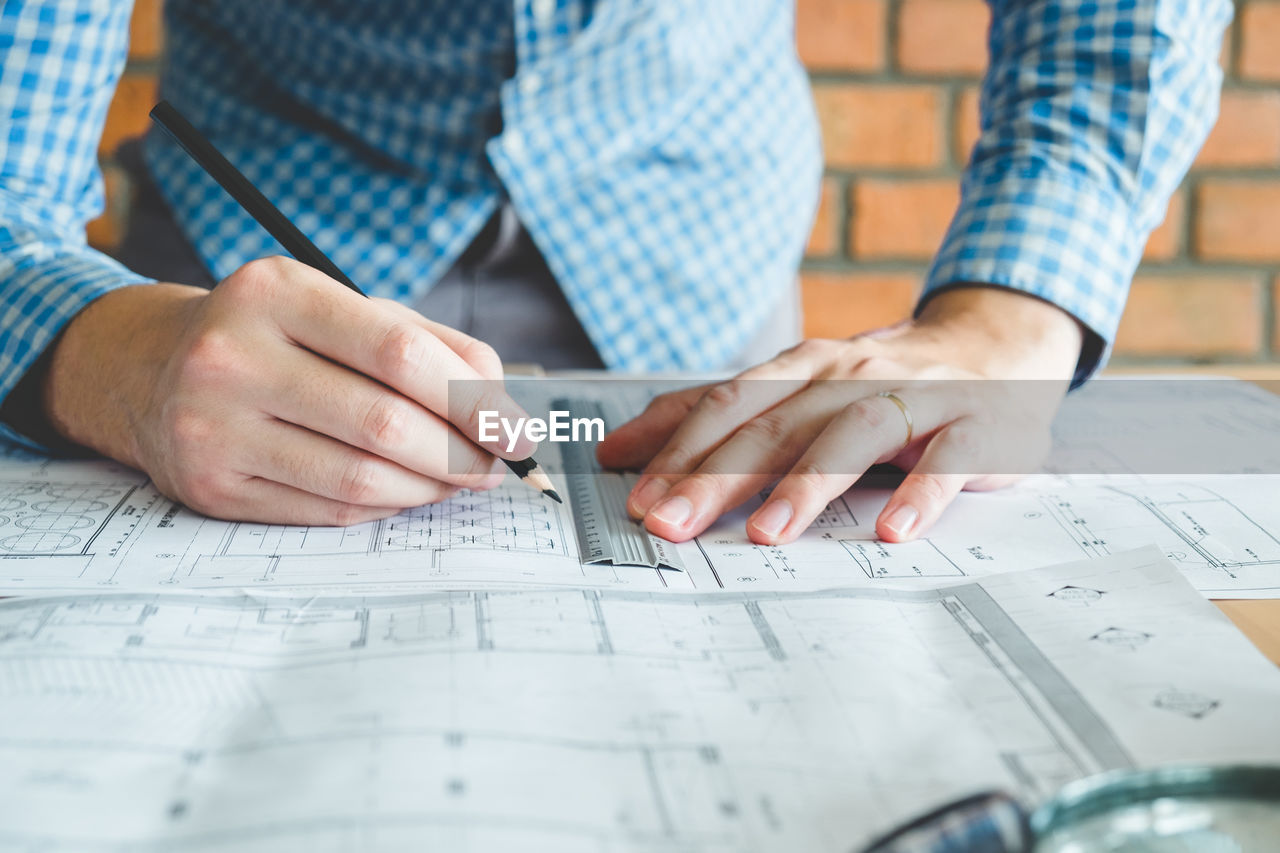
left=0, top=461, right=1277, bottom=598
left=0, top=378, right=1278, bottom=598
left=0, top=481, right=139, bottom=556
left=1, top=551, right=1276, bottom=852
left=193, top=488, right=571, bottom=575
left=687, top=475, right=1280, bottom=598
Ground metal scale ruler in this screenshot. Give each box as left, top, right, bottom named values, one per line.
left=552, top=397, right=685, bottom=572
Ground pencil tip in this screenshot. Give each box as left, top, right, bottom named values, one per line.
left=544, top=489, right=563, bottom=504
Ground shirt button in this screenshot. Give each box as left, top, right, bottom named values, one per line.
left=519, top=72, right=542, bottom=95
left=531, top=0, right=555, bottom=22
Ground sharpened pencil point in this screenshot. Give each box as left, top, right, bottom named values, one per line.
left=543, top=489, right=563, bottom=504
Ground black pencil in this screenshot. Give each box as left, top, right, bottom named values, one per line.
left=149, top=100, right=561, bottom=504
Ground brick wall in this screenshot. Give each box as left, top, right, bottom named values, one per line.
left=93, top=0, right=1280, bottom=366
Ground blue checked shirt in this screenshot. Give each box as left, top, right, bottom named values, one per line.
left=0, top=0, right=1230, bottom=450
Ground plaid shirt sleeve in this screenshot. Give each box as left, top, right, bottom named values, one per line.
left=0, top=1, right=152, bottom=450
left=922, top=0, right=1233, bottom=383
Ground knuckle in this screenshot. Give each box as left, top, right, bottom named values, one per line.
left=943, top=425, right=984, bottom=457
left=788, top=461, right=829, bottom=493
left=375, top=323, right=428, bottom=381
left=849, top=354, right=893, bottom=376
left=915, top=363, right=952, bottom=382
left=700, top=379, right=744, bottom=410
left=793, top=338, right=834, bottom=358
left=227, top=257, right=286, bottom=298
left=329, top=503, right=372, bottom=528
left=360, top=397, right=410, bottom=450
left=336, top=456, right=383, bottom=505
left=645, top=391, right=689, bottom=421
left=460, top=339, right=502, bottom=379
left=738, top=411, right=791, bottom=448
left=840, top=398, right=889, bottom=433
left=908, top=474, right=950, bottom=504
left=181, top=330, right=240, bottom=385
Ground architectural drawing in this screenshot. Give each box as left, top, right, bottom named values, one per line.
left=2, top=551, right=1277, bottom=852
left=688, top=476, right=1280, bottom=598
left=0, top=378, right=1278, bottom=598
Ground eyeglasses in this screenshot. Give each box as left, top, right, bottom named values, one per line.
left=856, top=765, right=1280, bottom=853
left=858, top=790, right=1032, bottom=853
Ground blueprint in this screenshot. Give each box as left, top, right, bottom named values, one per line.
left=1, top=549, right=1277, bottom=852
left=0, top=378, right=1277, bottom=598
left=690, top=474, right=1280, bottom=599
left=0, top=459, right=1276, bottom=598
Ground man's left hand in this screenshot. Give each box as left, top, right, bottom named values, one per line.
left=596, top=287, right=1084, bottom=545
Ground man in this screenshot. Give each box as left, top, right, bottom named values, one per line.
left=0, top=1, right=1229, bottom=544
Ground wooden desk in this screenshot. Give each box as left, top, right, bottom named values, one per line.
left=1217, top=601, right=1280, bottom=666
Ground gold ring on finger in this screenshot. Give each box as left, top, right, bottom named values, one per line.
left=877, top=391, right=914, bottom=450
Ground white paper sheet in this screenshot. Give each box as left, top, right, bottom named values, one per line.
left=0, top=377, right=1276, bottom=598
left=0, top=549, right=1276, bottom=852
left=0, top=459, right=1276, bottom=598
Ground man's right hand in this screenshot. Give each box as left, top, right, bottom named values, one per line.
left=40, top=256, right=537, bottom=525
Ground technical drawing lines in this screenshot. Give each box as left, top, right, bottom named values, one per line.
left=0, top=481, right=135, bottom=556
left=693, top=535, right=966, bottom=585
left=383, top=491, right=569, bottom=556
left=1108, top=485, right=1280, bottom=570
left=841, top=539, right=965, bottom=580
left=1040, top=483, right=1280, bottom=573
left=209, top=488, right=571, bottom=562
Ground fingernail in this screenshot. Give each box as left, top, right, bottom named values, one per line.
left=750, top=499, right=793, bottom=539
left=881, top=504, right=919, bottom=538
left=629, top=477, right=671, bottom=516
left=648, top=495, right=693, bottom=528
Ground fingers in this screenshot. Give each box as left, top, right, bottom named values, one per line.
left=207, top=477, right=403, bottom=527
left=876, top=418, right=1041, bottom=542
left=745, top=390, right=952, bottom=545
left=598, top=340, right=846, bottom=475
left=226, top=259, right=533, bottom=458
left=241, top=417, right=466, bottom=510
left=254, top=343, right=505, bottom=490
left=634, top=386, right=844, bottom=541
left=876, top=470, right=967, bottom=543
left=595, top=384, right=706, bottom=471
left=372, top=297, right=505, bottom=381
left=639, top=375, right=808, bottom=476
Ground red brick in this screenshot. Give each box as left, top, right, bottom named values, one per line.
left=806, top=178, right=843, bottom=258
left=86, top=165, right=129, bottom=252
left=801, top=271, right=921, bottom=338
left=1195, top=181, right=1280, bottom=262
left=1240, top=2, right=1280, bottom=82
left=99, top=73, right=159, bottom=157
left=1114, top=274, right=1262, bottom=356
left=1143, top=190, right=1185, bottom=262
left=897, top=0, right=989, bottom=76
left=128, top=0, right=164, bottom=60
left=851, top=178, right=959, bottom=259
left=1195, top=90, right=1280, bottom=168
left=953, top=85, right=981, bottom=165
left=812, top=84, right=943, bottom=168
left=796, top=0, right=887, bottom=72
